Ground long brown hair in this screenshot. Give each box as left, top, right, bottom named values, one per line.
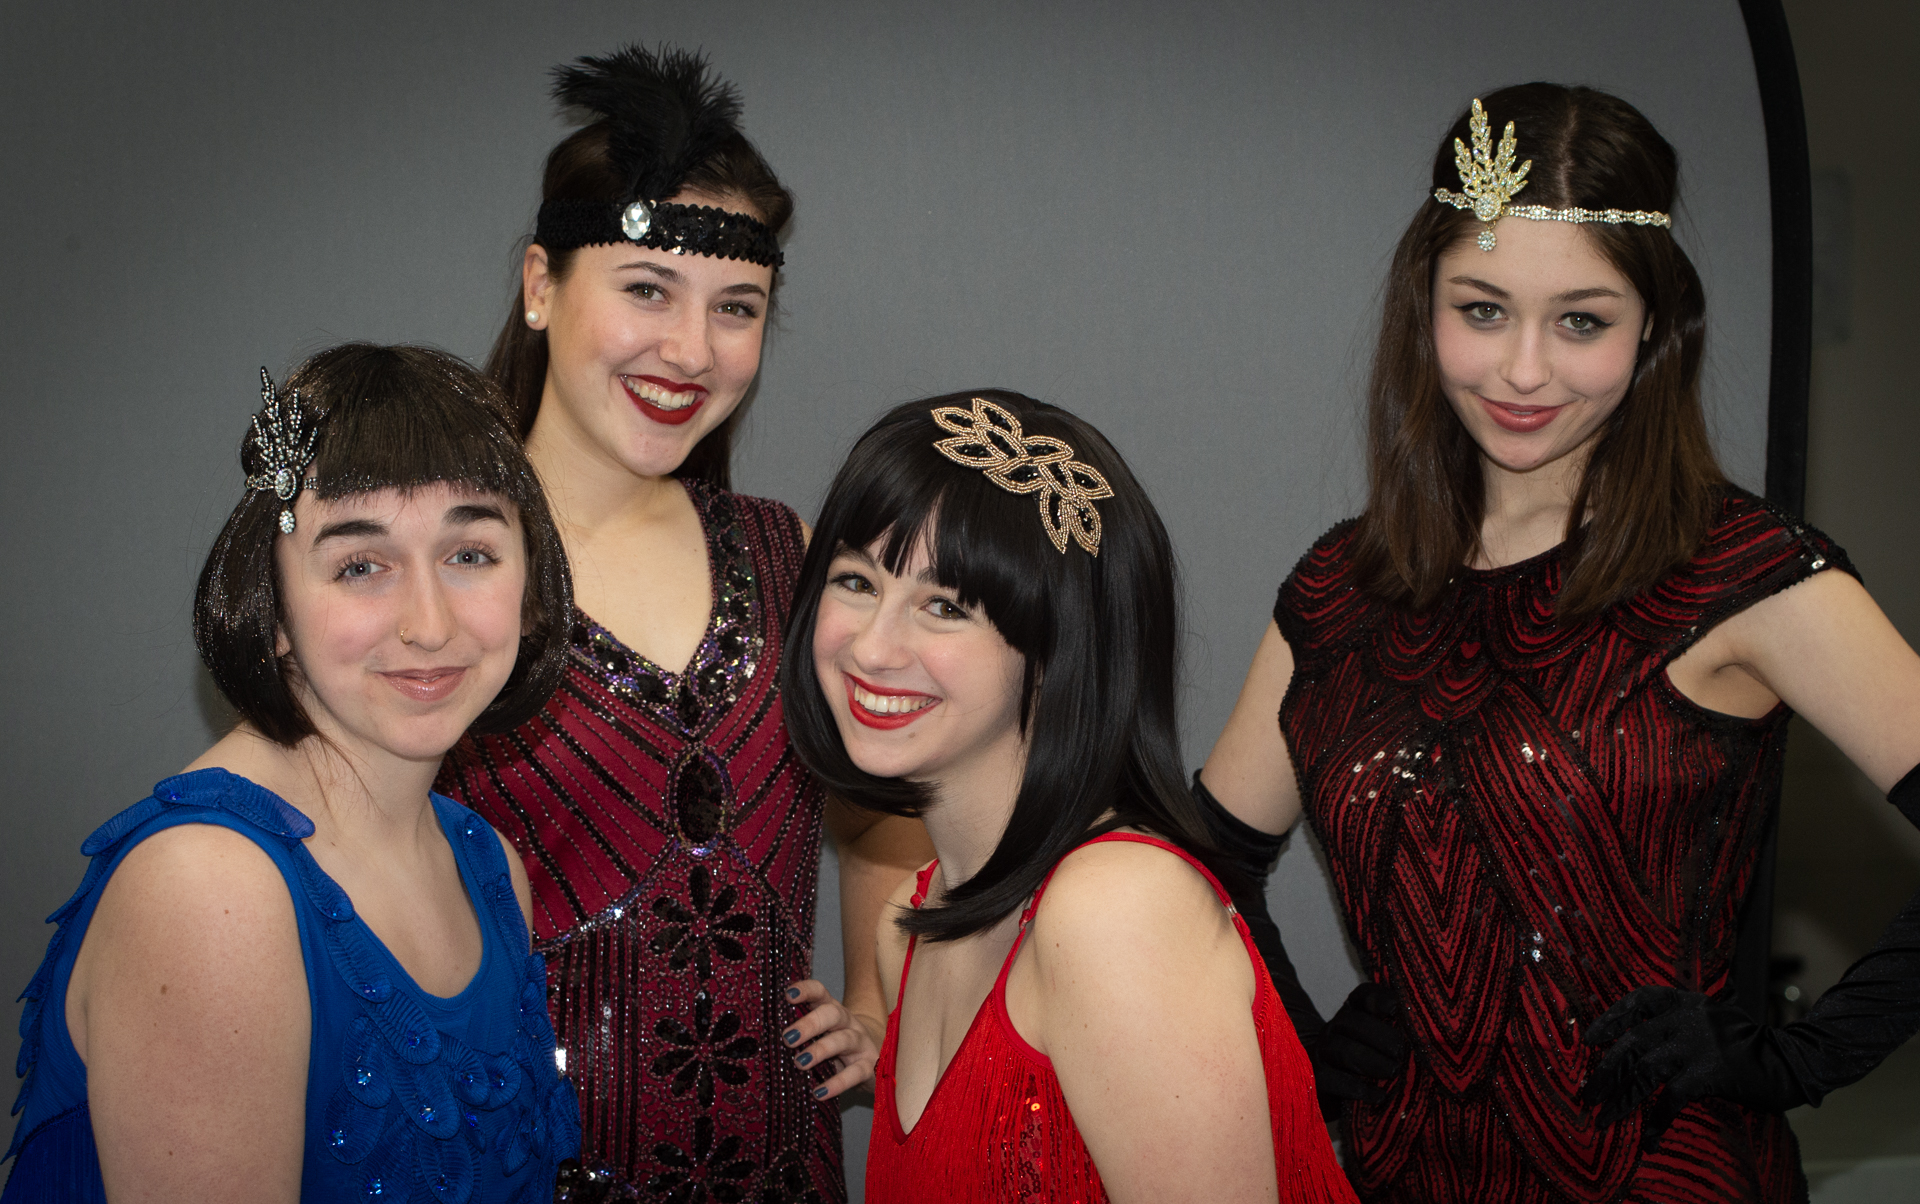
left=485, top=122, right=794, bottom=489
left=1351, top=82, right=1724, bottom=621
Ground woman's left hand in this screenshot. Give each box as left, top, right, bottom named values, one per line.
left=782, top=979, right=882, bottom=1100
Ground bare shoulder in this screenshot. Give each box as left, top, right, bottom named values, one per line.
left=1029, top=838, right=1233, bottom=953
left=99, top=822, right=293, bottom=923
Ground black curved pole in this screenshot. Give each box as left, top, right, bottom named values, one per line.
left=1735, top=0, right=1813, bottom=1026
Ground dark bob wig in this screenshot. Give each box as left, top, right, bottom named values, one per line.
left=779, top=390, right=1244, bottom=942
left=193, top=343, right=573, bottom=746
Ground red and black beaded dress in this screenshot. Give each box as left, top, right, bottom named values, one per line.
left=437, top=480, right=842, bottom=1203
left=1275, top=490, right=1846, bottom=1204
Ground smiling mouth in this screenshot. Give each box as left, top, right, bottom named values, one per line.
left=380, top=668, right=467, bottom=702
left=620, top=375, right=706, bottom=425
left=845, top=675, right=939, bottom=729
left=1480, top=394, right=1564, bottom=432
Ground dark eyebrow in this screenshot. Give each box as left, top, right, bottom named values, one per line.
left=446, top=502, right=510, bottom=527
left=1447, top=275, right=1510, bottom=299
left=310, top=518, right=386, bottom=545
left=613, top=261, right=683, bottom=281
left=1552, top=286, right=1626, bottom=304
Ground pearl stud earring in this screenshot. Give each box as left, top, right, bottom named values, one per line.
left=526, top=311, right=540, bottom=325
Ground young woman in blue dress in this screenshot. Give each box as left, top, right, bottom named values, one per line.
left=2, top=344, right=580, bottom=1202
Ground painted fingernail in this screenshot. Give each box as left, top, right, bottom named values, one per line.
left=797, top=1052, right=813, bottom=1067
left=786, top=986, right=801, bottom=1000
left=783, top=1029, right=800, bottom=1046
left=813, top=1086, right=829, bottom=1099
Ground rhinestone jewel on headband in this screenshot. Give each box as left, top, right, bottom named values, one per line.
left=931, top=397, right=1114, bottom=555
left=242, top=368, right=320, bottom=534
left=1433, top=99, right=1670, bottom=250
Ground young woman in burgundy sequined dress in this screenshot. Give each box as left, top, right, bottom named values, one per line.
left=780, top=393, right=1358, bottom=1203
left=434, top=48, right=931, bottom=1202
left=1200, top=84, right=1920, bottom=1203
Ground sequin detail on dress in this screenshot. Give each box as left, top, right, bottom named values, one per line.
left=1275, top=491, right=1843, bottom=1204
left=439, top=482, right=841, bottom=1201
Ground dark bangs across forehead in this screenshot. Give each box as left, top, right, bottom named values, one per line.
left=819, top=394, right=1074, bottom=657
left=279, top=345, right=527, bottom=502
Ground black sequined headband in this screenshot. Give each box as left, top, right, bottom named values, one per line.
left=535, top=198, right=783, bottom=267
left=531, top=45, right=784, bottom=268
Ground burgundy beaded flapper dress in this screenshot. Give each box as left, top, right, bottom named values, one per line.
left=1275, top=491, right=1846, bottom=1204
left=437, top=480, right=841, bottom=1202
left=865, top=834, right=1357, bottom=1204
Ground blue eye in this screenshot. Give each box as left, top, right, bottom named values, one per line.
left=448, top=547, right=495, bottom=567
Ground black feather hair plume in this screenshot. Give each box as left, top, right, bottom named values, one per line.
left=551, top=45, right=744, bottom=204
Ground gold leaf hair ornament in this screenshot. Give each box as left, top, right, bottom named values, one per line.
left=242, top=368, right=321, bottom=534
left=1434, top=98, right=1671, bottom=251
left=930, top=397, right=1115, bottom=556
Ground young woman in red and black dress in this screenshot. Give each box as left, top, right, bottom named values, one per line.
left=435, top=47, right=930, bottom=1202
left=780, top=392, right=1357, bottom=1203
left=1201, top=83, right=1920, bottom=1202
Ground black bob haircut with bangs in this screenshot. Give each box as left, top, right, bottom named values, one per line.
left=193, top=343, right=573, bottom=747
left=779, top=390, right=1247, bottom=943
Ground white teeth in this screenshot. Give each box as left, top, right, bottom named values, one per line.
left=622, top=376, right=699, bottom=410
left=852, top=684, right=935, bottom=715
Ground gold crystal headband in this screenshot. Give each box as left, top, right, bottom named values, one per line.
left=1434, top=99, right=1671, bottom=251
left=930, top=397, right=1114, bottom=556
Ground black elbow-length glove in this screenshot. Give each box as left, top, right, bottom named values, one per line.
left=1581, top=762, right=1920, bottom=1149
left=1192, top=773, right=1411, bottom=1119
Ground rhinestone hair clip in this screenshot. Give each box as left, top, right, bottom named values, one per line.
left=242, top=368, right=320, bottom=534
left=930, top=397, right=1114, bottom=556
left=1434, top=99, right=1671, bottom=251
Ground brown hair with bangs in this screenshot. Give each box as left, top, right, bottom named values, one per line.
left=193, top=343, right=573, bottom=746
left=1351, top=82, right=1725, bottom=621
left=486, top=122, right=793, bottom=489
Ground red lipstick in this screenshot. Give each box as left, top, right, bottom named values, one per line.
left=1480, top=394, right=1563, bottom=433
left=621, top=375, right=707, bottom=427
left=844, top=674, right=939, bottom=730
left=380, top=668, right=467, bottom=703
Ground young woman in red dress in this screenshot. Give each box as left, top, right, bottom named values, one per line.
left=435, top=47, right=930, bottom=1201
left=1200, top=84, right=1920, bottom=1202
left=779, top=392, right=1359, bottom=1203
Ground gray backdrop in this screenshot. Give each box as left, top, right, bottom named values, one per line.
left=0, top=0, right=1772, bottom=1190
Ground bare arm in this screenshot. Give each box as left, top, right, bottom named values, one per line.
left=1023, top=842, right=1276, bottom=1203
left=781, top=802, right=932, bottom=1101
left=1721, top=570, right=1920, bottom=788
left=1201, top=621, right=1304, bottom=836
left=69, top=825, right=309, bottom=1204
left=826, top=800, right=934, bottom=1036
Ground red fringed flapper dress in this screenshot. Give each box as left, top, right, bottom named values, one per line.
left=438, top=480, right=842, bottom=1202
left=865, top=833, right=1358, bottom=1203
left=1275, top=491, right=1847, bottom=1203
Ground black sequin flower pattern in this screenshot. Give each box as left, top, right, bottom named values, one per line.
left=651, top=865, right=756, bottom=979
left=647, top=1115, right=758, bottom=1203
left=651, top=992, right=759, bottom=1107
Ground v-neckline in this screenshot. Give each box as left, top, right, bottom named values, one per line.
left=579, top=480, right=724, bottom=682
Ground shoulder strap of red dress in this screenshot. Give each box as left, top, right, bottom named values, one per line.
left=996, top=832, right=1240, bottom=990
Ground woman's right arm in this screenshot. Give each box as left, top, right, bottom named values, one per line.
left=68, top=824, right=309, bottom=1204
left=1201, top=621, right=1303, bottom=836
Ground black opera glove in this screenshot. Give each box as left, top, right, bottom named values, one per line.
left=1580, top=987, right=1806, bottom=1148
left=1584, top=760, right=1920, bottom=1150
left=1312, top=981, right=1413, bottom=1109
left=1189, top=772, right=1413, bottom=1117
